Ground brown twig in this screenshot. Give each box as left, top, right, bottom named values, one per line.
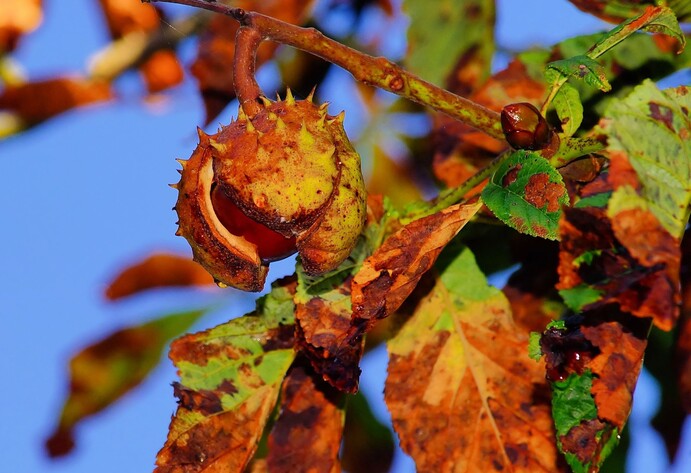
left=143, top=0, right=504, bottom=140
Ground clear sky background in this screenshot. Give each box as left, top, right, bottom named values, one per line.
left=2, top=0, right=690, bottom=472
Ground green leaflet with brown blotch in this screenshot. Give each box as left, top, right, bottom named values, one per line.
left=155, top=282, right=297, bottom=473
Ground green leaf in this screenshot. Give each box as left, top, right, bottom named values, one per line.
left=552, top=82, right=584, bottom=137
left=403, top=0, right=494, bottom=87
left=46, top=308, right=208, bottom=457
left=156, top=284, right=296, bottom=472
left=547, top=55, right=611, bottom=92
left=588, top=6, right=686, bottom=58
left=559, top=285, right=604, bottom=312
left=600, top=80, right=691, bottom=238
left=482, top=151, right=569, bottom=240
left=552, top=371, right=598, bottom=437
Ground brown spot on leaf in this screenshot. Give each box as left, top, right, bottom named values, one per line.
left=649, top=101, right=675, bottom=132
left=174, top=383, right=223, bottom=415
left=524, top=173, right=565, bottom=213
left=560, top=419, right=608, bottom=463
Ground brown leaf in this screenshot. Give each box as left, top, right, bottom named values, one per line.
left=0, top=0, right=42, bottom=52
left=581, top=313, right=649, bottom=429
left=266, top=362, right=344, bottom=473
left=105, top=252, right=215, bottom=301
left=191, top=0, right=315, bottom=124
left=45, top=309, right=206, bottom=457
left=295, top=278, right=364, bottom=393
left=386, top=246, right=561, bottom=472
left=351, top=200, right=482, bottom=330
left=0, top=76, right=112, bottom=127
left=557, top=160, right=680, bottom=331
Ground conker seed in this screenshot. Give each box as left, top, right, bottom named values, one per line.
left=210, top=185, right=297, bottom=263
left=501, top=102, right=552, bottom=150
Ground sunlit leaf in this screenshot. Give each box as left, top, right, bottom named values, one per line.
left=600, top=81, right=691, bottom=239
left=105, top=252, right=215, bottom=301
left=155, top=281, right=297, bottom=473
left=386, top=245, right=561, bottom=471
left=45, top=308, right=208, bottom=457
left=552, top=82, right=583, bottom=137
left=265, top=363, right=345, bottom=472
left=482, top=151, right=569, bottom=240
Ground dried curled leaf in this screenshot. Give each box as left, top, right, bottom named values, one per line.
left=105, top=252, right=215, bottom=300
left=386, top=246, right=561, bottom=472
left=45, top=309, right=207, bottom=457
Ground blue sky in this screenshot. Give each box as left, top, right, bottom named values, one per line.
left=2, top=1, right=689, bottom=472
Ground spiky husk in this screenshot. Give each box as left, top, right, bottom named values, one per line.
left=173, top=91, right=367, bottom=291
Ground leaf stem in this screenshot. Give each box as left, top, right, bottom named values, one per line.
left=402, top=150, right=512, bottom=223
left=143, top=0, right=504, bottom=140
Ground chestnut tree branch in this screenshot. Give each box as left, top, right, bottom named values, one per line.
left=143, top=0, right=505, bottom=141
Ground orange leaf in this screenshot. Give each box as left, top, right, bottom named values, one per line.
left=386, top=246, right=561, bottom=472
left=98, top=0, right=159, bottom=37
left=0, top=0, right=42, bottom=52
left=139, top=49, right=185, bottom=94
left=266, top=363, right=344, bottom=472
left=0, top=76, right=112, bottom=126
left=105, top=252, right=215, bottom=301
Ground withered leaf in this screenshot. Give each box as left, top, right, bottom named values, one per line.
left=295, top=237, right=371, bottom=393
left=540, top=308, right=649, bottom=471
left=45, top=308, right=207, bottom=457
left=266, top=362, right=344, bottom=473
left=0, top=76, right=112, bottom=128
left=0, top=0, right=42, bottom=52
left=105, top=252, right=215, bottom=301
left=558, top=169, right=680, bottom=331
left=351, top=200, right=482, bottom=330
left=155, top=281, right=296, bottom=473
left=386, top=245, right=561, bottom=472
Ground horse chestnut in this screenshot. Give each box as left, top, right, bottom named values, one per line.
left=501, top=102, right=552, bottom=150
left=173, top=90, right=367, bottom=291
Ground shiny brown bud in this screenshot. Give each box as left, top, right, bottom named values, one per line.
left=501, top=102, right=552, bottom=150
